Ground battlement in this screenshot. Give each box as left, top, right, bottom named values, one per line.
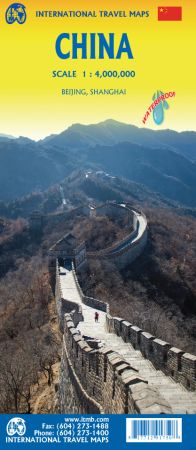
left=106, top=316, right=196, bottom=391
left=51, top=202, right=196, bottom=414
left=59, top=312, right=172, bottom=414
left=56, top=265, right=196, bottom=414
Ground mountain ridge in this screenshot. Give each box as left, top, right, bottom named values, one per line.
left=0, top=119, right=195, bottom=205
left=41, top=119, right=196, bottom=161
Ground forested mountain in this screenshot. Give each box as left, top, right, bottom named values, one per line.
left=0, top=120, right=196, bottom=207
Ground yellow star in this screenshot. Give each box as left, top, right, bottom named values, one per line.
left=159, top=7, right=168, bottom=13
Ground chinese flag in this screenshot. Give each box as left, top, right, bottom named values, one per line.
left=158, top=6, right=182, bottom=21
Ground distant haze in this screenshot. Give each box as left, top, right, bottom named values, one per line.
left=0, top=120, right=195, bottom=207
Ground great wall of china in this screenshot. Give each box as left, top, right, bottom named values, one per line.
left=49, top=202, right=196, bottom=414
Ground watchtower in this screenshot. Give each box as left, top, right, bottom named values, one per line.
left=48, top=232, right=87, bottom=270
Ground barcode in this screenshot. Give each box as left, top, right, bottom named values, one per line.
left=126, top=418, right=182, bottom=443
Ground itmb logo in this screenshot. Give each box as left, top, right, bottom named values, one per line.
left=6, top=418, right=26, bottom=436
left=6, top=3, right=26, bottom=24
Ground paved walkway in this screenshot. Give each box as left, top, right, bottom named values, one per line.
left=108, top=211, right=146, bottom=255
left=59, top=267, right=82, bottom=303
left=59, top=267, right=196, bottom=414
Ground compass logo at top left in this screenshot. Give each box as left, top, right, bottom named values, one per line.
left=6, top=418, right=26, bottom=436
left=6, top=3, right=26, bottom=24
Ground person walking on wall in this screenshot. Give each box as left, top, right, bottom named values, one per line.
left=95, top=311, right=99, bottom=323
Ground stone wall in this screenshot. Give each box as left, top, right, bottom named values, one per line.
left=106, top=316, right=196, bottom=391
left=94, top=201, right=133, bottom=221
left=49, top=202, right=148, bottom=271
left=88, top=203, right=148, bottom=269
left=53, top=201, right=195, bottom=415
left=55, top=263, right=83, bottom=331
left=72, top=262, right=109, bottom=313
left=59, top=335, right=102, bottom=414
left=58, top=265, right=196, bottom=393
left=108, top=227, right=147, bottom=269
left=59, top=312, right=172, bottom=414
left=57, top=268, right=195, bottom=417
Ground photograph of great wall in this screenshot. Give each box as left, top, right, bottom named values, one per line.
left=0, top=120, right=195, bottom=414
left=50, top=202, right=196, bottom=414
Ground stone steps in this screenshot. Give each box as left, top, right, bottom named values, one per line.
left=61, top=271, right=196, bottom=414
left=77, top=305, right=196, bottom=413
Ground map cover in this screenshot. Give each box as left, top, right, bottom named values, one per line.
left=0, top=0, right=195, bottom=449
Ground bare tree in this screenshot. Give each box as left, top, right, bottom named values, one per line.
left=0, top=344, right=38, bottom=413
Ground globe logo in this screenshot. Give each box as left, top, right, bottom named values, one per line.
left=6, top=418, right=26, bottom=436
left=6, top=3, right=26, bottom=24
